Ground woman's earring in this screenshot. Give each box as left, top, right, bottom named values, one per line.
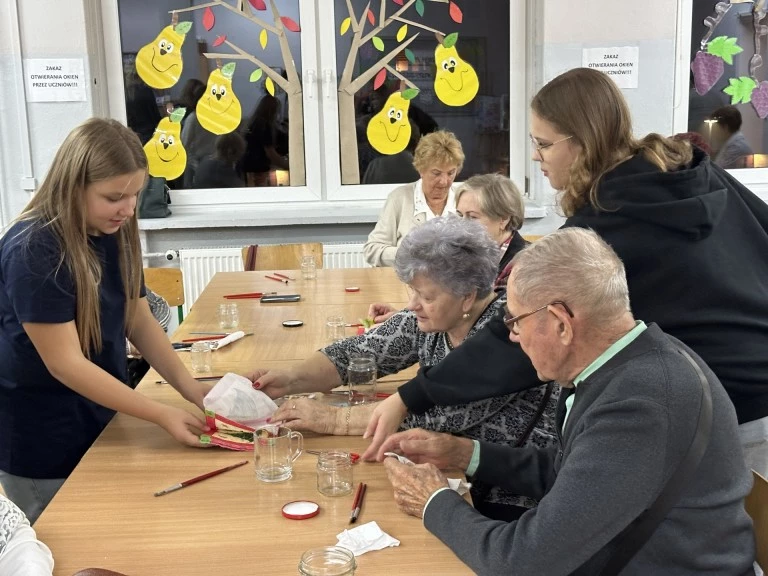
left=462, top=312, right=470, bottom=319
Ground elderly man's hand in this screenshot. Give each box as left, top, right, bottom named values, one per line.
left=378, top=428, right=474, bottom=470
left=383, top=458, right=449, bottom=518
left=270, top=398, right=336, bottom=434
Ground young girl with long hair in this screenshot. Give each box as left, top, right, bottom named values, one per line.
left=0, top=118, right=209, bottom=523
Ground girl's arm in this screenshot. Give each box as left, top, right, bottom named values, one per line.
left=126, top=298, right=209, bottom=410
left=23, top=320, right=207, bottom=447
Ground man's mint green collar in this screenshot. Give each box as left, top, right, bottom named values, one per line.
left=572, top=321, right=647, bottom=388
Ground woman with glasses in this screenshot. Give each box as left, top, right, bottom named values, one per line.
left=250, top=217, right=557, bottom=521
left=363, top=67, right=768, bottom=478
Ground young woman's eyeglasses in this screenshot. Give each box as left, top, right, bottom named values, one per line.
left=503, top=300, right=574, bottom=335
left=529, top=134, right=573, bottom=158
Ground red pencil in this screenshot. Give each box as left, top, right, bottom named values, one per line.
left=154, top=460, right=248, bottom=496
left=224, top=291, right=276, bottom=299
left=349, top=481, right=364, bottom=523
left=273, top=272, right=296, bottom=281
left=265, top=275, right=289, bottom=284
left=351, top=483, right=367, bottom=523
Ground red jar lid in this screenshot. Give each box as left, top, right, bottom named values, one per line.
left=282, top=500, right=320, bottom=520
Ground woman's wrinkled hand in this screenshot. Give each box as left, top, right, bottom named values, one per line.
left=245, top=368, right=297, bottom=399
left=367, top=302, right=397, bottom=324
left=270, top=398, right=337, bottom=434
left=361, top=392, right=408, bottom=461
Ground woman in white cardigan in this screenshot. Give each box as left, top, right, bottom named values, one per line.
left=363, top=130, right=465, bottom=267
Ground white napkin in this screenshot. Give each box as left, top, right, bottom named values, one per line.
left=384, top=452, right=472, bottom=495
left=203, top=373, right=277, bottom=427
left=336, top=521, right=400, bottom=556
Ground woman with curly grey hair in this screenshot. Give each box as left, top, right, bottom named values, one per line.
left=251, top=217, right=558, bottom=520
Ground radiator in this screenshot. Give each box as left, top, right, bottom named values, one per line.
left=179, top=248, right=244, bottom=315
left=323, top=243, right=367, bottom=269
left=178, top=243, right=367, bottom=314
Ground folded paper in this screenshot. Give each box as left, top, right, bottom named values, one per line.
left=384, top=452, right=471, bottom=495
left=203, top=373, right=277, bottom=427
left=336, top=521, right=400, bottom=556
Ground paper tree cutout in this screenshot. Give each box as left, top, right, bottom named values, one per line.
left=144, top=108, right=187, bottom=179
left=172, top=0, right=306, bottom=186
left=434, top=32, right=478, bottom=106
left=366, top=89, right=419, bottom=154
left=197, top=63, right=242, bottom=135
left=136, top=22, right=191, bottom=89
left=336, top=0, right=463, bottom=184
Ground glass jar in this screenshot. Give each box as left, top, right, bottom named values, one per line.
left=316, top=451, right=353, bottom=497
left=300, top=255, right=317, bottom=280
left=218, top=302, right=239, bottom=330
left=298, top=546, right=356, bottom=576
left=189, top=342, right=212, bottom=373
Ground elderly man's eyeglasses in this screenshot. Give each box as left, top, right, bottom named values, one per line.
left=529, top=134, right=573, bottom=158
left=503, top=300, right=574, bottom=335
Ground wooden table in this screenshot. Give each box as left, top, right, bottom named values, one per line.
left=34, top=269, right=470, bottom=575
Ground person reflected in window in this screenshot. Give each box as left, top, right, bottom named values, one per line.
left=123, top=62, right=161, bottom=146
left=193, top=132, right=247, bottom=189
left=362, top=119, right=421, bottom=185
left=241, top=95, right=289, bottom=187
left=180, top=82, right=217, bottom=189
left=710, top=106, right=753, bottom=169
left=175, top=79, right=205, bottom=126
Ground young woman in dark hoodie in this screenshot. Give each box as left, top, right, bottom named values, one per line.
left=360, top=67, right=768, bottom=475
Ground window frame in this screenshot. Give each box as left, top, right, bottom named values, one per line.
left=674, top=0, right=768, bottom=199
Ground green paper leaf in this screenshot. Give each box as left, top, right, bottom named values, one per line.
left=401, top=87, right=419, bottom=100
left=221, top=62, right=237, bottom=78
left=706, top=35, right=743, bottom=65
left=415, top=0, right=424, bottom=17
left=169, top=107, right=186, bottom=123
left=404, top=48, right=416, bottom=65
left=249, top=69, right=263, bottom=82
left=723, top=76, right=757, bottom=104
left=174, top=21, right=192, bottom=35
left=372, top=36, right=385, bottom=51
left=443, top=32, right=459, bottom=49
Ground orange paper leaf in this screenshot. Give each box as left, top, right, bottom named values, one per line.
left=212, top=35, right=227, bottom=47
left=249, top=0, right=267, bottom=10
left=280, top=16, right=301, bottom=32
left=373, top=68, right=387, bottom=90
left=367, top=9, right=375, bottom=25
left=449, top=1, right=463, bottom=23
left=203, top=7, right=215, bottom=31
left=392, top=0, right=404, bottom=4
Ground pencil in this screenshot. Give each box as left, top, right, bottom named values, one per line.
left=155, top=375, right=224, bottom=384
left=273, top=273, right=296, bottom=281
left=265, top=275, right=289, bottom=284
left=154, top=460, right=248, bottom=496
left=350, top=483, right=367, bottom=523
left=349, top=481, right=364, bottom=523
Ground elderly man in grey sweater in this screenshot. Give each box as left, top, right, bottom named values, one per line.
left=381, top=228, right=756, bottom=575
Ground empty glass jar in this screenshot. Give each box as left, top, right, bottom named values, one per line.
left=189, top=342, right=212, bottom=373
left=316, top=450, right=353, bottom=497
left=298, top=546, right=356, bottom=576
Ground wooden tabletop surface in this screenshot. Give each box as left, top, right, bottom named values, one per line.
left=33, top=268, right=471, bottom=575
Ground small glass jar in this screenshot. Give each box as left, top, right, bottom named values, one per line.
left=316, top=451, right=353, bottom=497
left=325, top=315, right=346, bottom=345
left=300, top=255, right=317, bottom=280
left=298, top=546, right=356, bottom=576
left=218, top=302, right=239, bottom=330
left=189, top=342, right=212, bottom=373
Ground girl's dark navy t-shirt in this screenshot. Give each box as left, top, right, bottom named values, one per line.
left=0, top=220, right=131, bottom=478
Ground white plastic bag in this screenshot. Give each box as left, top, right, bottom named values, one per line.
left=203, top=373, right=278, bottom=427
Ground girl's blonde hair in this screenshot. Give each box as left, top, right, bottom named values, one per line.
left=15, top=118, right=147, bottom=357
left=456, top=173, right=525, bottom=232
left=531, top=68, right=692, bottom=217
left=413, top=130, right=465, bottom=174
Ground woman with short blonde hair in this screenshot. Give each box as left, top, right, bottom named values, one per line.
left=363, top=130, right=465, bottom=267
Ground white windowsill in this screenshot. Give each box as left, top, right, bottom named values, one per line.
left=138, top=202, right=548, bottom=230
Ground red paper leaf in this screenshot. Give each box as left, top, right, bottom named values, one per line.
left=203, top=7, right=215, bottom=31
left=280, top=16, right=301, bottom=32
left=367, top=8, right=375, bottom=25
left=392, top=0, right=404, bottom=4
left=373, top=68, right=387, bottom=90
left=249, top=0, right=267, bottom=10
left=449, top=1, right=463, bottom=23
left=212, top=35, right=227, bottom=47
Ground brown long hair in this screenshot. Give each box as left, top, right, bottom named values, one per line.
left=531, top=68, right=692, bottom=216
left=15, top=118, right=146, bottom=356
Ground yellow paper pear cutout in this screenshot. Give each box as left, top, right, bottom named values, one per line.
left=196, top=63, right=242, bottom=135
left=366, top=91, right=414, bottom=155
left=434, top=34, right=479, bottom=107
left=143, top=109, right=187, bottom=180
left=135, top=22, right=190, bottom=89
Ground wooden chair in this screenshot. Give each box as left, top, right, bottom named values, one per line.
left=241, top=243, right=323, bottom=271
left=745, top=470, right=768, bottom=570
left=143, top=267, right=185, bottom=324
left=522, top=234, right=543, bottom=242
